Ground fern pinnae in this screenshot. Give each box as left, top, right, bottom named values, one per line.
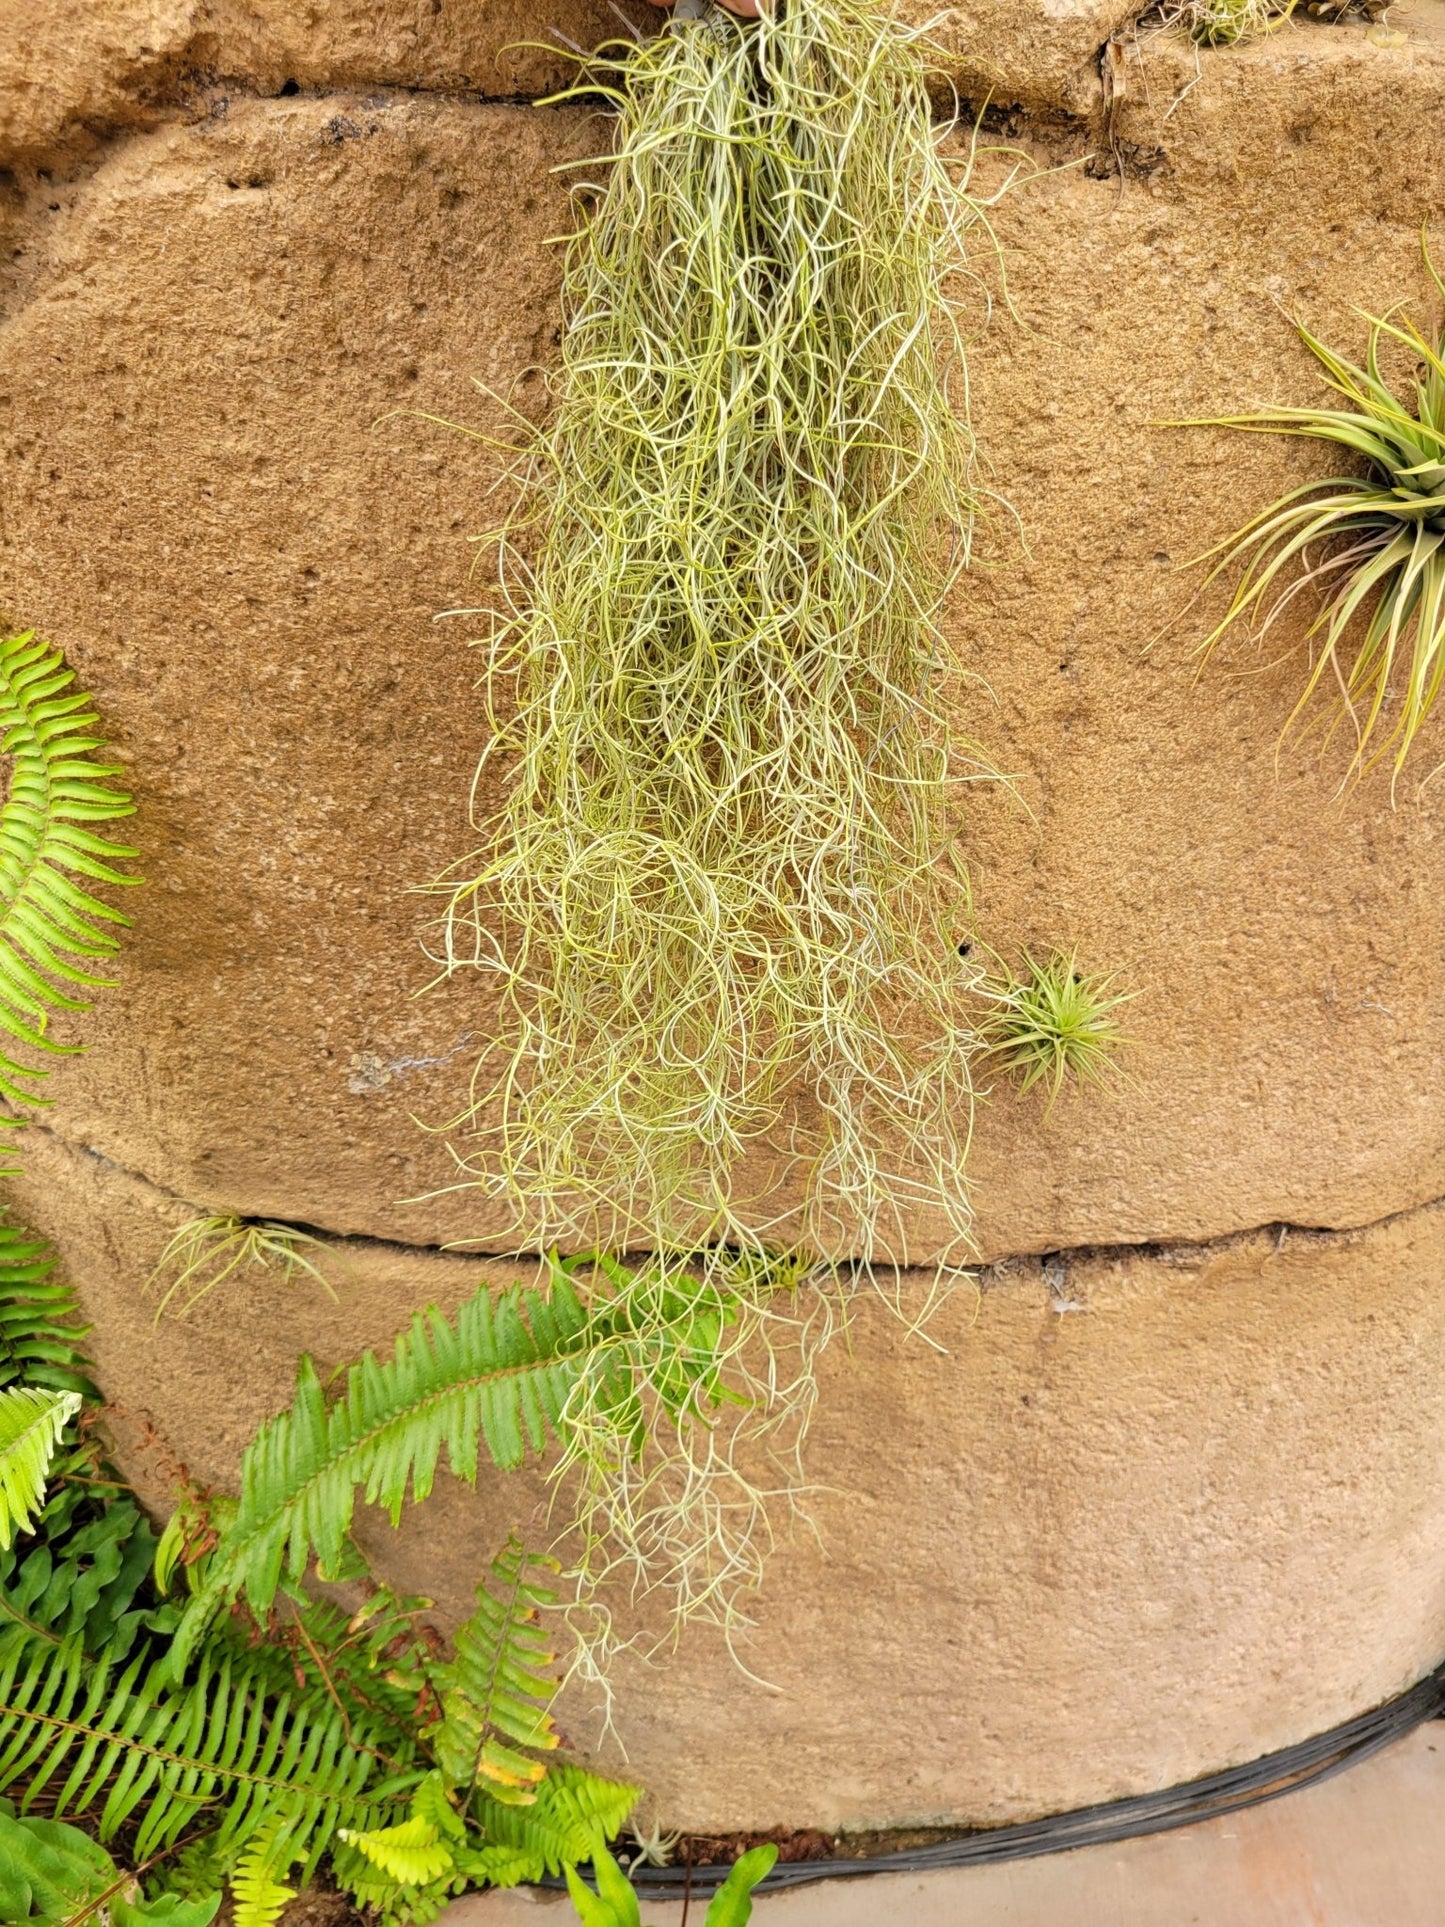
left=0, top=1220, right=96, bottom=1399
left=172, top=1267, right=599, bottom=1659
left=230, top=1816, right=303, bottom=1927
left=0, top=629, right=138, bottom=1162
left=182, top=1252, right=823, bottom=1669
left=475, top=1762, right=639, bottom=1879
left=0, top=1386, right=82, bottom=1548
left=0, top=1626, right=422, bottom=1881
left=339, top=1809, right=456, bottom=1889
left=432, top=1536, right=561, bottom=1797
left=182, top=1263, right=744, bottom=1658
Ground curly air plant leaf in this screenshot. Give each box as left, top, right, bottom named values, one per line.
left=437, top=0, right=1002, bottom=1272
left=146, top=1214, right=338, bottom=1322
left=1186, top=243, right=1445, bottom=793
left=1155, top=0, right=1384, bottom=49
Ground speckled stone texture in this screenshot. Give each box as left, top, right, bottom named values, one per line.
left=1, top=0, right=1444, bottom=1831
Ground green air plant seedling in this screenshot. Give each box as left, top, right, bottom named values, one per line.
left=147, top=1214, right=339, bottom=1320
left=438, top=0, right=1000, bottom=1271
left=1176, top=0, right=1292, bottom=45
left=980, top=950, right=1132, bottom=1109
left=1183, top=245, right=1445, bottom=792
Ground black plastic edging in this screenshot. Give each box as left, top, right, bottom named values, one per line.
left=567, top=1666, right=1445, bottom=1901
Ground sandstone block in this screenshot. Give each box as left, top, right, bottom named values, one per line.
left=3, top=16, right=1445, bottom=1829
left=4, top=44, right=1445, bottom=1259
left=12, top=1122, right=1445, bottom=1829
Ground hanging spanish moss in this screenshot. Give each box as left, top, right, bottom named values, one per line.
left=440, top=0, right=992, bottom=1269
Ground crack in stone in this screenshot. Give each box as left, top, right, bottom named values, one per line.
left=0, top=58, right=1108, bottom=330
left=13, top=1116, right=506, bottom=1265
left=0, top=77, right=603, bottom=255
left=18, top=1113, right=1444, bottom=1280
left=1, top=48, right=1106, bottom=195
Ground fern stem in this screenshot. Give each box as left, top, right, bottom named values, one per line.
left=56, top=1843, right=179, bottom=1927
left=0, top=1697, right=352, bottom=1806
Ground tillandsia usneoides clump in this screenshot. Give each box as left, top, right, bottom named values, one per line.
left=440, top=0, right=1000, bottom=1274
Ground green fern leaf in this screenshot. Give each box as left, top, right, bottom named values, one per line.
left=331, top=1762, right=637, bottom=1921
left=174, top=1260, right=613, bottom=1657
left=0, top=629, right=139, bottom=1157
left=0, top=1219, right=164, bottom=1658
left=330, top=1775, right=464, bottom=1924
left=0, top=1387, right=81, bottom=1548
left=0, top=1221, right=94, bottom=1397
left=454, top=1842, right=534, bottom=1888
left=216, top=1586, right=432, bottom=1768
left=412, top=1766, right=467, bottom=1842
left=475, top=1763, right=639, bottom=1878
left=0, top=1628, right=418, bottom=1886
left=230, top=1819, right=301, bottom=1927
left=337, top=1812, right=455, bottom=1888
left=174, top=1253, right=753, bottom=1664
left=327, top=1851, right=457, bottom=1927
left=1, top=1431, right=170, bottom=1661
left=337, top=1768, right=463, bottom=1890
left=431, top=1536, right=561, bottom=1795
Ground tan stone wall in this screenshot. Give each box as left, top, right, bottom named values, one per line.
left=14, top=1122, right=1445, bottom=1831
left=2, top=0, right=1444, bottom=1830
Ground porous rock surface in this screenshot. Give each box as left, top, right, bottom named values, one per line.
left=14, top=1120, right=1445, bottom=1830
left=2, top=0, right=1445, bottom=1830
left=0, top=0, right=615, bottom=168
left=0, top=0, right=1131, bottom=176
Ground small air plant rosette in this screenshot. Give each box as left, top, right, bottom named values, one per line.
left=1184, top=238, right=1445, bottom=796
left=978, top=948, right=1134, bottom=1112
left=1172, top=0, right=1292, bottom=49
left=1151, top=0, right=1386, bottom=50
